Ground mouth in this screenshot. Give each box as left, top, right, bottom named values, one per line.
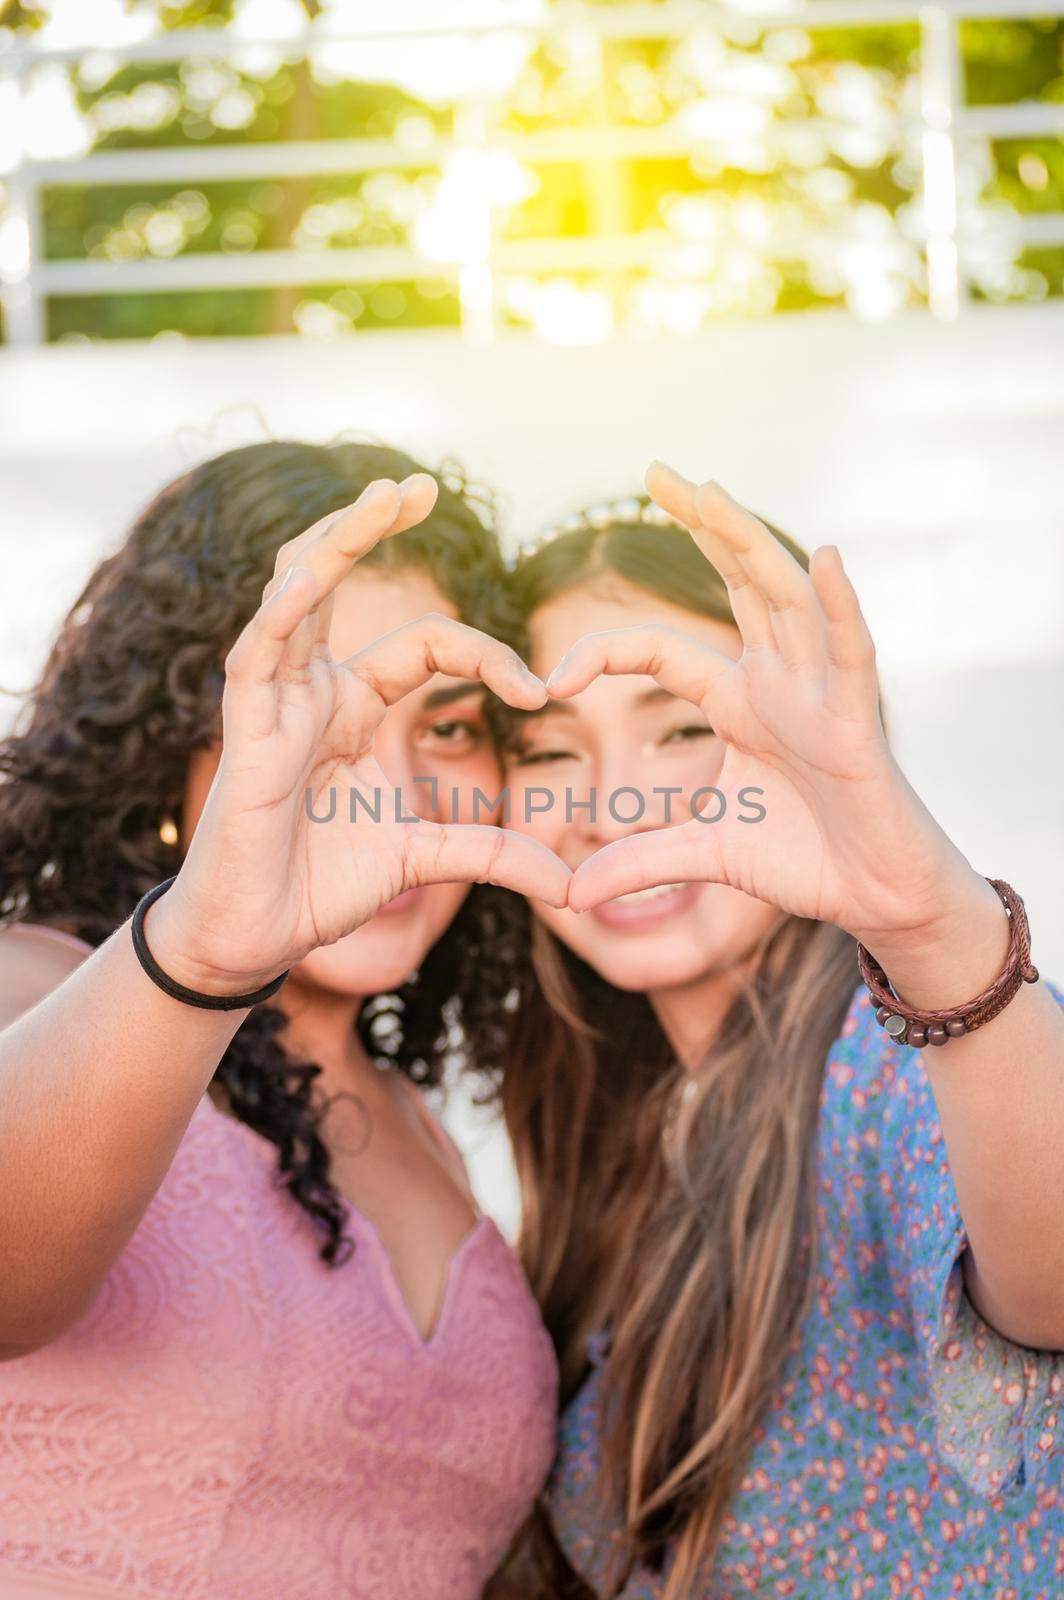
left=589, top=880, right=702, bottom=930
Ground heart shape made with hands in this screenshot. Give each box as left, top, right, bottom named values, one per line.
left=175, top=473, right=579, bottom=991
left=254, top=477, right=574, bottom=917
left=541, top=461, right=966, bottom=952
left=215, top=461, right=960, bottom=964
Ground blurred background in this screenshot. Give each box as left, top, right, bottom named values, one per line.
left=1, top=0, right=1061, bottom=1231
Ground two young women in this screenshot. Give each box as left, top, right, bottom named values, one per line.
left=1, top=440, right=1061, bottom=1600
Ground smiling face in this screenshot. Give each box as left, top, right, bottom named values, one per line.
left=505, top=575, right=783, bottom=1002
left=182, top=565, right=501, bottom=998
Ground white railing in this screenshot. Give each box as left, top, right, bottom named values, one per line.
left=1, top=0, right=1062, bottom=345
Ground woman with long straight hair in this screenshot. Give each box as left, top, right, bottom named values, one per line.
left=0, top=440, right=562, bottom=1600
left=489, top=462, right=1064, bottom=1599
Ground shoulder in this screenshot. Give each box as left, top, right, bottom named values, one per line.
left=0, top=920, right=95, bottom=1031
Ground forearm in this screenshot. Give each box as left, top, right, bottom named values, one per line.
left=862, top=872, right=1064, bottom=1349
left=0, top=896, right=250, bottom=1350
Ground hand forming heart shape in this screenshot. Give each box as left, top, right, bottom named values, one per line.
left=155, top=474, right=572, bottom=994
left=546, top=460, right=984, bottom=953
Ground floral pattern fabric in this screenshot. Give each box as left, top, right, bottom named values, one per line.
left=548, top=976, right=1064, bottom=1598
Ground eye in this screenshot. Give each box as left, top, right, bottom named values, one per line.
left=510, top=745, right=578, bottom=767
left=661, top=724, right=716, bottom=745
left=419, top=718, right=487, bottom=753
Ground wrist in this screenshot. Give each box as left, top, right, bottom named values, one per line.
left=141, top=886, right=288, bottom=1000
left=856, top=873, right=1011, bottom=1011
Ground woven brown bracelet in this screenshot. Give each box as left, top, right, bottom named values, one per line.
left=856, top=877, right=1039, bottom=1049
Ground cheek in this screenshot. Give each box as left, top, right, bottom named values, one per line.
left=463, top=741, right=502, bottom=784
left=528, top=901, right=594, bottom=952
left=414, top=881, right=470, bottom=945
left=503, top=770, right=568, bottom=846
left=528, top=901, right=683, bottom=993
left=691, top=885, right=781, bottom=949
left=645, top=745, right=728, bottom=814
left=421, top=743, right=503, bottom=823
left=292, top=884, right=470, bottom=993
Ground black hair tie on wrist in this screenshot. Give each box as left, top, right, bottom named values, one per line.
left=131, top=876, right=290, bottom=1011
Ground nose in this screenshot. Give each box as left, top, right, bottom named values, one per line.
left=372, top=724, right=440, bottom=823
left=573, top=752, right=675, bottom=847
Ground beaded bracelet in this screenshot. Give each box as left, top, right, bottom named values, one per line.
left=856, top=877, right=1039, bottom=1049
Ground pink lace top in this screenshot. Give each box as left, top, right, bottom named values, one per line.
left=0, top=926, right=559, bottom=1600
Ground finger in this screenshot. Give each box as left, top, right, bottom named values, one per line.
left=402, top=822, right=572, bottom=907
left=284, top=607, right=321, bottom=677
left=383, top=471, right=438, bottom=534
left=644, top=461, right=777, bottom=655
left=272, top=470, right=438, bottom=665
left=223, top=564, right=316, bottom=741
left=264, top=506, right=348, bottom=663
left=567, top=819, right=726, bottom=912
left=252, top=573, right=326, bottom=678
left=692, top=479, right=826, bottom=672
left=808, top=544, right=878, bottom=722
left=286, top=478, right=402, bottom=584
left=345, top=613, right=547, bottom=713
left=312, top=591, right=336, bottom=658
left=544, top=623, right=731, bottom=712
left=268, top=472, right=437, bottom=584
left=306, top=470, right=430, bottom=656
left=643, top=458, right=699, bottom=528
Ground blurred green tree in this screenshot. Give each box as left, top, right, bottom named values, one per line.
left=1, top=0, right=1060, bottom=341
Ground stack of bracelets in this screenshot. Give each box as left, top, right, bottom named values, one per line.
left=855, top=877, right=1039, bottom=1049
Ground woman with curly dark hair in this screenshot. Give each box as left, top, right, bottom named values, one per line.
left=0, top=439, right=563, bottom=1600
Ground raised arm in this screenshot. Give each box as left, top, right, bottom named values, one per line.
left=0, top=474, right=567, bottom=1357
left=558, top=460, right=1064, bottom=1351
left=0, top=915, right=258, bottom=1357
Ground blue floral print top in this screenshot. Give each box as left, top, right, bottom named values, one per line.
left=547, top=976, right=1064, bottom=1598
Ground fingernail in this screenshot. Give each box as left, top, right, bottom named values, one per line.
left=545, top=660, right=568, bottom=690
left=399, top=471, right=435, bottom=494
left=520, top=666, right=545, bottom=692
left=360, top=478, right=397, bottom=505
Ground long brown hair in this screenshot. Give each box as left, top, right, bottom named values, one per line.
left=0, top=438, right=518, bottom=1267
left=493, top=503, right=886, bottom=1596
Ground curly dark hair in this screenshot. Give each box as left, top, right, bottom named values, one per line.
left=0, top=437, right=522, bottom=1267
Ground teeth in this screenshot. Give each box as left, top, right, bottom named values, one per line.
left=613, top=882, right=687, bottom=905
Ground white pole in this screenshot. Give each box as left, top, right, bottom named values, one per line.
left=920, top=5, right=964, bottom=320
left=0, top=65, right=45, bottom=347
